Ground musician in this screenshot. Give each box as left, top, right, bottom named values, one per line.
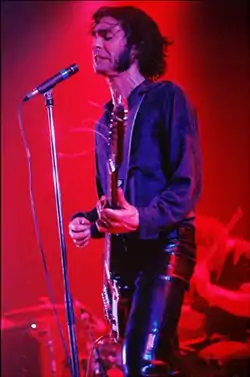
left=69, top=5, right=202, bottom=377
left=183, top=226, right=250, bottom=376
left=193, top=235, right=250, bottom=324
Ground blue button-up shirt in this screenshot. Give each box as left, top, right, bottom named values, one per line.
left=74, top=80, right=202, bottom=240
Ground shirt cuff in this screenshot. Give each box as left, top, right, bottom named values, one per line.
left=90, top=222, right=105, bottom=239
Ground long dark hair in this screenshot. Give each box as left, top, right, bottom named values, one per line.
left=91, top=5, right=172, bottom=81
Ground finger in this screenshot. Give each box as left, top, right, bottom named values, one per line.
left=69, top=223, right=90, bottom=232
left=97, top=196, right=107, bottom=216
left=74, top=238, right=89, bottom=248
left=98, top=196, right=107, bottom=209
left=101, top=208, right=123, bottom=221
left=73, top=217, right=90, bottom=225
left=116, top=188, right=128, bottom=208
left=97, top=203, right=102, bottom=218
left=78, top=217, right=88, bottom=224
left=96, top=220, right=127, bottom=234
left=96, top=225, right=110, bottom=233
left=100, top=196, right=107, bottom=206
left=69, top=226, right=88, bottom=234
left=73, top=233, right=90, bottom=244
left=96, top=220, right=110, bottom=233
left=69, top=229, right=90, bottom=240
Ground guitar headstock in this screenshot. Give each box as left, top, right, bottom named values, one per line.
left=109, top=99, right=128, bottom=169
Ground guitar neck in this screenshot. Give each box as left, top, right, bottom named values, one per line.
left=110, top=170, right=118, bottom=209
left=107, top=100, right=127, bottom=211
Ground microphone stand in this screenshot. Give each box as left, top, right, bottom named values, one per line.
left=44, top=90, right=80, bottom=377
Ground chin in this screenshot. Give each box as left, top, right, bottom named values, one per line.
left=94, top=68, right=114, bottom=79
left=93, top=64, right=107, bottom=75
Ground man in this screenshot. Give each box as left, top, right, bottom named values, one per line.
left=69, top=5, right=202, bottom=377
left=178, top=217, right=250, bottom=377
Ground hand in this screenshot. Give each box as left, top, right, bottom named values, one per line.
left=192, top=261, right=212, bottom=300
left=228, top=238, right=250, bottom=265
left=68, top=217, right=91, bottom=248
left=96, top=188, right=139, bottom=234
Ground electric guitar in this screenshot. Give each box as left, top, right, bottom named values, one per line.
left=101, top=97, right=128, bottom=341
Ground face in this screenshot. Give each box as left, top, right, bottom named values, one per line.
left=91, top=16, right=132, bottom=77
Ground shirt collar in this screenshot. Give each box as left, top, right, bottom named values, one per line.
left=104, top=79, right=152, bottom=111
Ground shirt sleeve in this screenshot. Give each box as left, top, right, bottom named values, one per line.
left=137, top=84, right=202, bottom=236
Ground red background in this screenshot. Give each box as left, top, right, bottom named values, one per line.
left=2, top=0, right=250, bottom=321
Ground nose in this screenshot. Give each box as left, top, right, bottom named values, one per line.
left=92, top=35, right=104, bottom=52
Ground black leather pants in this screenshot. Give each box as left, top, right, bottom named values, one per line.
left=118, top=227, right=196, bottom=377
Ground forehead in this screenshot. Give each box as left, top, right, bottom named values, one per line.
left=93, top=16, right=121, bottom=32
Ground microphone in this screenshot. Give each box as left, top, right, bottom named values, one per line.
left=23, top=63, right=79, bottom=102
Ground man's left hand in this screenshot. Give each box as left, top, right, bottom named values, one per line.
left=96, top=188, right=139, bottom=234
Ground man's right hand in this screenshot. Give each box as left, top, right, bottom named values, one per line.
left=68, top=217, right=91, bottom=248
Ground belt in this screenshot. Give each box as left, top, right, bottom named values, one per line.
left=163, top=225, right=196, bottom=244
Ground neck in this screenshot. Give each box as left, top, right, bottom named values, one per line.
left=107, top=64, right=145, bottom=105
